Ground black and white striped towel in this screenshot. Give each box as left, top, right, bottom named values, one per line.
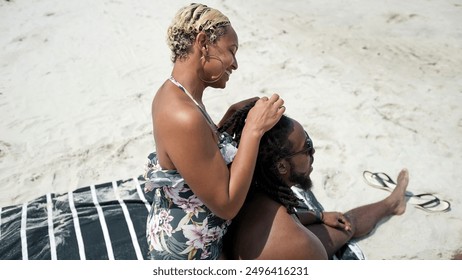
left=0, top=176, right=152, bottom=260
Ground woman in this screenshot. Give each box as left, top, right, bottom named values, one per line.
left=145, top=3, right=285, bottom=260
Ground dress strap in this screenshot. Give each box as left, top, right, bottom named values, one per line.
left=168, top=76, right=219, bottom=136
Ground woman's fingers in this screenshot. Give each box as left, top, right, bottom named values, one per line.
left=268, top=93, right=280, bottom=103
left=246, top=94, right=286, bottom=133
left=259, top=94, right=285, bottom=111
left=267, top=94, right=284, bottom=107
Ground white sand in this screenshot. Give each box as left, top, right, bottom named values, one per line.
left=1, top=0, right=461, bottom=260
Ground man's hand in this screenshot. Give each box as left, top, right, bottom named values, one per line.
left=322, top=211, right=352, bottom=231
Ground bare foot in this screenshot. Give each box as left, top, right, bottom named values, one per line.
left=387, top=168, right=409, bottom=215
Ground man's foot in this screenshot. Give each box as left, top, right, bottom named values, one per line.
left=387, top=168, right=409, bottom=215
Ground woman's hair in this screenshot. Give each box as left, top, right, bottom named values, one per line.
left=167, top=3, right=231, bottom=62
left=219, top=102, right=302, bottom=214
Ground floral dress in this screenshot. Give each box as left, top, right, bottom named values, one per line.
left=144, top=132, right=237, bottom=260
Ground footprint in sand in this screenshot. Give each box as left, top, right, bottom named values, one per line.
left=322, top=169, right=353, bottom=198
left=0, top=140, right=11, bottom=158
left=386, top=13, right=419, bottom=24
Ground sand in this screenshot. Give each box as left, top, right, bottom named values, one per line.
left=1, top=0, right=461, bottom=260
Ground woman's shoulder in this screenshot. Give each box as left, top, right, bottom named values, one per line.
left=153, top=85, right=204, bottom=129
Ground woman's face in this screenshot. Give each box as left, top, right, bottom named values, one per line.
left=203, top=25, right=239, bottom=88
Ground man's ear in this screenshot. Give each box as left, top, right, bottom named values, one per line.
left=276, top=160, right=288, bottom=175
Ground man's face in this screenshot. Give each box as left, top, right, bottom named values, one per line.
left=283, top=121, right=315, bottom=190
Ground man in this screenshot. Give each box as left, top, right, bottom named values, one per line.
left=220, top=106, right=409, bottom=260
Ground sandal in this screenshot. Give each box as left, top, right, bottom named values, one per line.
left=411, top=193, right=451, bottom=213
left=362, top=170, right=451, bottom=213
left=362, top=170, right=414, bottom=196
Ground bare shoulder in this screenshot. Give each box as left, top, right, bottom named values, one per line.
left=152, top=83, right=208, bottom=134
left=235, top=194, right=327, bottom=260
left=151, top=82, right=217, bottom=169
left=272, top=206, right=328, bottom=259
left=231, top=194, right=283, bottom=259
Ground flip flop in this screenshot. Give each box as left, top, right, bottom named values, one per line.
left=362, top=170, right=451, bottom=213
left=362, top=171, right=414, bottom=197
left=408, top=193, right=439, bottom=206
left=362, top=171, right=395, bottom=191
left=411, top=194, right=451, bottom=213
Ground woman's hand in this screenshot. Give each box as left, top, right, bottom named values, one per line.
left=321, top=211, right=352, bottom=231
left=244, top=94, right=285, bottom=136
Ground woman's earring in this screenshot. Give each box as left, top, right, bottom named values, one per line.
left=199, top=54, right=225, bottom=83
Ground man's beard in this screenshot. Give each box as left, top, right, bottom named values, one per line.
left=288, top=167, right=313, bottom=191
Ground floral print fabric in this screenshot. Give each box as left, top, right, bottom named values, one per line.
left=145, top=132, right=237, bottom=260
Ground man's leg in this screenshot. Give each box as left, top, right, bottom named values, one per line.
left=306, top=169, right=409, bottom=257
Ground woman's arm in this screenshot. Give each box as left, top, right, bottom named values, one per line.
left=158, top=95, right=284, bottom=220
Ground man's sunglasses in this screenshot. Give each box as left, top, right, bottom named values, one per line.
left=284, top=131, right=314, bottom=158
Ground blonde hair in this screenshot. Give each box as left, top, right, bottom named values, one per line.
left=167, top=3, right=230, bottom=62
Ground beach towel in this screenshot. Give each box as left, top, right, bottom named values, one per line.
left=0, top=177, right=153, bottom=260
left=1, top=177, right=365, bottom=260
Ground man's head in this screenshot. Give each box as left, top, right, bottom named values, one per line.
left=275, top=119, right=315, bottom=191
left=219, top=101, right=315, bottom=213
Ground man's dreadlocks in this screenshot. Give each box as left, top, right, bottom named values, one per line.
left=218, top=101, right=303, bottom=214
